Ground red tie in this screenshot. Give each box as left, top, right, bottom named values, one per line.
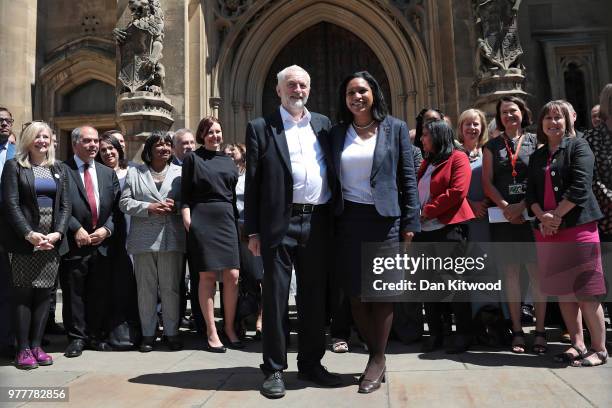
left=83, top=162, right=98, bottom=229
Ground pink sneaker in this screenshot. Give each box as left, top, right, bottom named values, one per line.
left=31, top=347, right=53, bottom=366
left=15, top=349, right=38, bottom=370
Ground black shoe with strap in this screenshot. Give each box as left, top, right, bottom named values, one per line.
left=554, top=344, right=587, bottom=364
left=261, top=371, right=285, bottom=399
left=511, top=330, right=526, bottom=354
left=297, top=365, right=342, bottom=387
left=531, top=330, right=548, bottom=355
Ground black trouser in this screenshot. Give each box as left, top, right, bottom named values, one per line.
left=60, top=251, right=111, bottom=342
left=0, top=247, right=13, bottom=349
left=260, top=205, right=331, bottom=374
left=47, top=276, right=59, bottom=325
left=329, top=264, right=352, bottom=340
left=187, top=254, right=204, bottom=333
left=416, top=224, right=473, bottom=337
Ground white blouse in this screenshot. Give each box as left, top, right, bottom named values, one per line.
left=417, top=164, right=445, bottom=231
left=340, top=125, right=377, bottom=205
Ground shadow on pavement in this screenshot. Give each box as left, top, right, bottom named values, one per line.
left=129, top=367, right=359, bottom=392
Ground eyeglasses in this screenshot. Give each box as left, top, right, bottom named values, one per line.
left=0, top=118, right=14, bottom=124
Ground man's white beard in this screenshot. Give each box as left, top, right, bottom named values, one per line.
left=288, top=97, right=308, bottom=110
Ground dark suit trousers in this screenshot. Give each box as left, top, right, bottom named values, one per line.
left=0, top=247, right=13, bottom=348
left=260, top=205, right=331, bottom=374
left=60, top=251, right=111, bottom=341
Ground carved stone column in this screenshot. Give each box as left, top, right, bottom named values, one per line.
left=114, top=0, right=175, bottom=161
left=116, top=92, right=174, bottom=160
left=0, top=0, right=37, bottom=128
left=473, top=0, right=528, bottom=116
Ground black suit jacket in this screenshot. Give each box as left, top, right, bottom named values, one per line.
left=329, top=115, right=420, bottom=233
left=244, top=108, right=334, bottom=247
left=526, top=135, right=603, bottom=228
left=62, top=156, right=120, bottom=258
left=1, top=159, right=71, bottom=255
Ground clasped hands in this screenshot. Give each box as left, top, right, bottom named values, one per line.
left=148, top=198, right=175, bottom=215
left=538, top=211, right=562, bottom=236
left=26, top=231, right=61, bottom=251
left=75, top=227, right=109, bottom=248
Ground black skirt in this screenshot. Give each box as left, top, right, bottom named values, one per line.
left=335, top=201, right=400, bottom=296
left=188, top=201, right=240, bottom=272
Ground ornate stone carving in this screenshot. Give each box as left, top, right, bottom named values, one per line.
left=216, top=0, right=253, bottom=20
left=473, top=0, right=528, bottom=116
left=474, top=0, right=524, bottom=75
left=113, top=0, right=166, bottom=94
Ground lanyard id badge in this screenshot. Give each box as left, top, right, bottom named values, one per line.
left=508, top=182, right=525, bottom=195
left=503, top=135, right=525, bottom=195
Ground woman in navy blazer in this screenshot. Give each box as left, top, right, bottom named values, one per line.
left=330, top=71, right=420, bottom=394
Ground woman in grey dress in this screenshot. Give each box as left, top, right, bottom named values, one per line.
left=1, top=122, right=71, bottom=369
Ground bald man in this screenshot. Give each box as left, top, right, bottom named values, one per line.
left=60, top=126, right=120, bottom=357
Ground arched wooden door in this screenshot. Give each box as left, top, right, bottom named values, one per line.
left=262, top=22, right=391, bottom=122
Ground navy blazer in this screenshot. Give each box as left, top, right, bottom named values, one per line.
left=526, top=136, right=602, bottom=229
left=329, top=116, right=420, bottom=233
left=1, top=159, right=71, bottom=255
left=62, top=156, right=120, bottom=258
left=244, top=108, right=334, bottom=247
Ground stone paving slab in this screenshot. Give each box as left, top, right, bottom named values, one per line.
left=387, top=368, right=597, bottom=408
left=1, top=336, right=610, bottom=408
left=0, top=300, right=609, bottom=407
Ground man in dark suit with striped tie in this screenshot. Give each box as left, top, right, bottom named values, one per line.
left=60, top=126, right=120, bottom=357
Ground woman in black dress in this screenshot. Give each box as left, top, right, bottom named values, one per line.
left=181, top=117, right=241, bottom=352
left=482, top=96, right=547, bottom=354
left=2, top=121, right=71, bottom=369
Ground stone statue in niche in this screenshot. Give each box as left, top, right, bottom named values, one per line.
left=216, top=0, right=253, bottom=20
left=474, top=0, right=524, bottom=75
left=113, top=0, right=166, bottom=95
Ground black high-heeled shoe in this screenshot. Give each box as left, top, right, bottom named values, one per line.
left=220, top=329, right=245, bottom=349
left=204, top=342, right=227, bottom=353
left=358, top=366, right=386, bottom=394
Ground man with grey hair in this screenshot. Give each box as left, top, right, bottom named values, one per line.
left=169, top=128, right=202, bottom=332
left=591, top=104, right=602, bottom=128
left=172, top=128, right=196, bottom=165
left=0, top=107, right=16, bottom=357
left=245, top=65, right=340, bottom=398
left=60, top=125, right=120, bottom=357
left=557, top=100, right=583, bottom=137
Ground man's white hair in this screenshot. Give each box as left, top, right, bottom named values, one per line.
left=276, top=65, right=310, bottom=86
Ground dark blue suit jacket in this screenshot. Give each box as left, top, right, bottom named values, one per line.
left=62, top=157, right=120, bottom=258
left=329, top=115, right=420, bottom=233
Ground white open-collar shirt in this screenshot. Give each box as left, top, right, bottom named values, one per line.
left=280, top=105, right=331, bottom=205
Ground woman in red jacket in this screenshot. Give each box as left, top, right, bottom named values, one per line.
left=417, top=120, right=475, bottom=353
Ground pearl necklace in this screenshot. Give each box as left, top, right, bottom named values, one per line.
left=352, top=120, right=375, bottom=130
left=150, top=164, right=169, bottom=183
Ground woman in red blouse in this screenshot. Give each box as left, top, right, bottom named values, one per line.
left=416, top=120, right=475, bottom=353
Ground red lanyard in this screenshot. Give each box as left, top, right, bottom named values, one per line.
left=503, top=135, right=524, bottom=180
